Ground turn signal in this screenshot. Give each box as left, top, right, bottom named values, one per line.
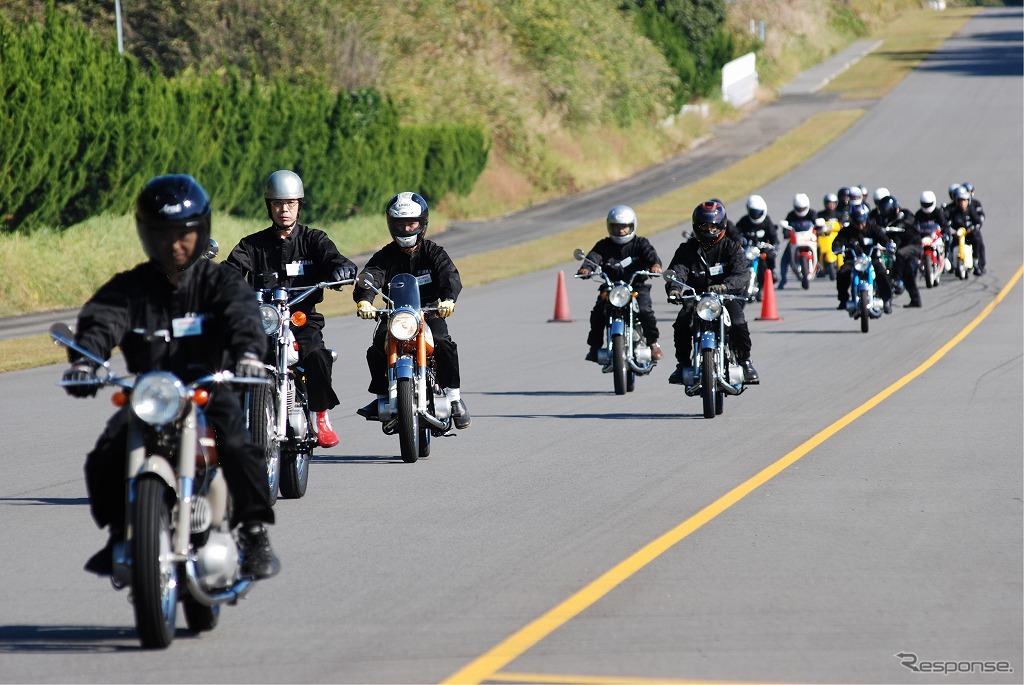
left=192, top=389, right=210, bottom=407
left=112, top=391, right=128, bottom=407
left=292, top=311, right=307, bottom=327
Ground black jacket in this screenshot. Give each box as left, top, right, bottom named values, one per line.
left=353, top=239, right=462, bottom=305
left=878, top=210, right=919, bottom=250
left=731, top=216, right=779, bottom=249
left=914, top=207, right=949, bottom=232
left=833, top=223, right=892, bottom=257
left=581, top=236, right=661, bottom=286
left=72, top=259, right=266, bottom=381
left=945, top=204, right=984, bottom=232
left=665, top=236, right=749, bottom=296
left=224, top=224, right=355, bottom=325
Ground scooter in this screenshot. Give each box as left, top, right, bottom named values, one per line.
left=949, top=225, right=974, bottom=280
left=816, top=218, right=842, bottom=280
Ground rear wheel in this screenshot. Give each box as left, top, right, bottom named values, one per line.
left=799, top=255, right=811, bottom=289
left=611, top=334, right=627, bottom=396
left=859, top=297, right=870, bottom=334
left=626, top=370, right=636, bottom=393
left=923, top=256, right=935, bottom=289
left=701, top=348, right=715, bottom=419
left=280, top=445, right=310, bottom=499
left=397, top=377, right=419, bottom=463
left=132, top=477, right=178, bottom=649
left=715, top=389, right=725, bottom=415
left=244, top=385, right=279, bottom=505
left=183, top=597, right=219, bottom=633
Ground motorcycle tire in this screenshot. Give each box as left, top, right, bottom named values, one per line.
left=397, top=377, right=419, bottom=463
left=701, top=348, right=716, bottom=419
left=799, top=255, right=811, bottom=290
left=612, top=334, right=627, bottom=396
left=279, top=445, right=310, bottom=499
left=715, top=389, right=724, bottom=416
left=924, top=258, right=934, bottom=289
left=626, top=369, right=636, bottom=393
left=183, top=597, right=220, bottom=633
left=826, top=262, right=836, bottom=281
left=419, top=394, right=432, bottom=458
left=859, top=298, right=870, bottom=334
left=245, top=385, right=279, bottom=505
left=132, top=477, right=178, bottom=649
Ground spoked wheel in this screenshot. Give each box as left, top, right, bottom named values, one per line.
left=799, top=255, right=811, bottom=289
left=397, top=377, right=419, bottom=463
left=245, top=385, right=279, bottom=505
left=859, top=297, right=870, bottom=334
left=132, top=477, right=178, bottom=649
left=700, top=348, right=716, bottom=419
left=611, top=334, right=627, bottom=396
left=183, top=597, right=220, bottom=633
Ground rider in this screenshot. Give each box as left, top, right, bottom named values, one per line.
left=225, top=170, right=357, bottom=449
left=666, top=200, right=758, bottom=385
left=61, top=174, right=280, bottom=579
left=577, top=205, right=664, bottom=363
left=832, top=203, right=895, bottom=313
left=781, top=193, right=818, bottom=285
left=353, top=192, right=471, bottom=430
left=915, top=190, right=950, bottom=243
left=836, top=186, right=853, bottom=225
left=876, top=195, right=922, bottom=309
left=868, top=187, right=890, bottom=225
left=946, top=185, right=987, bottom=276
left=732, top=194, right=779, bottom=291
left=819, top=193, right=841, bottom=221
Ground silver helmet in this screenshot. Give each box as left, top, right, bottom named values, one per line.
left=606, top=204, right=637, bottom=245
left=264, top=170, right=304, bottom=201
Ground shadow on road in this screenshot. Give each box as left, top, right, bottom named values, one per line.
left=0, top=624, right=202, bottom=652
left=0, top=497, right=90, bottom=506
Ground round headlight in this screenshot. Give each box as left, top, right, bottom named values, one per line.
left=131, top=372, right=187, bottom=425
left=696, top=295, right=722, bottom=322
left=608, top=284, right=632, bottom=308
left=260, top=304, right=282, bottom=335
left=854, top=255, right=871, bottom=273
left=389, top=310, right=420, bottom=341
left=744, top=246, right=760, bottom=261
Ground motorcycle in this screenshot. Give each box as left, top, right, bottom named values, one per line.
left=355, top=272, right=453, bottom=463
left=838, top=243, right=887, bottom=334
left=662, top=271, right=750, bottom=419
left=780, top=218, right=822, bottom=290
left=949, top=225, right=975, bottom=280
left=816, top=218, right=842, bottom=280
left=917, top=220, right=945, bottom=289
left=738, top=233, right=774, bottom=302
left=572, top=249, right=658, bottom=394
left=242, top=274, right=351, bottom=502
left=51, top=323, right=268, bottom=649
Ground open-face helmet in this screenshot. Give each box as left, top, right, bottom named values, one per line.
left=136, top=174, right=212, bottom=273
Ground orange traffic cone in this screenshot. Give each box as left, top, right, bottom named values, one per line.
left=757, top=269, right=782, bottom=321
left=548, top=270, right=573, bottom=322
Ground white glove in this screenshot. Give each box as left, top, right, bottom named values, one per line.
left=437, top=299, right=455, bottom=319
left=356, top=301, right=376, bottom=320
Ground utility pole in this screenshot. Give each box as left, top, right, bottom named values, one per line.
left=115, top=0, right=124, bottom=54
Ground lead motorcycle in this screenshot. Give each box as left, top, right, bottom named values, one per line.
left=838, top=243, right=888, bottom=333
left=662, top=271, right=750, bottom=419
left=572, top=248, right=658, bottom=394
left=241, top=274, right=351, bottom=502
left=356, top=272, right=453, bottom=463
left=52, top=323, right=268, bottom=649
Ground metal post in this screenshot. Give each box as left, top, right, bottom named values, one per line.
left=115, top=0, right=124, bottom=54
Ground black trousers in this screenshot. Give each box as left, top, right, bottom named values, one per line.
left=83, top=389, right=274, bottom=533
left=967, top=227, right=986, bottom=270
left=836, top=256, right=894, bottom=304
left=672, top=300, right=751, bottom=365
left=294, top=322, right=339, bottom=412
left=895, top=245, right=921, bottom=304
left=587, top=288, right=660, bottom=348
left=366, top=316, right=460, bottom=395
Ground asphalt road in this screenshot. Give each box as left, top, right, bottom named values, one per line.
left=0, top=9, right=1020, bottom=684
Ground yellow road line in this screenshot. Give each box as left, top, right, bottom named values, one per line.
left=488, top=670, right=747, bottom=684
left=442, top=265, right=1024, bottom=685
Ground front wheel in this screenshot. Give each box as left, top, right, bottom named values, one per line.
left=701, top=348, right=716, bottom=419
left=799, top=255, right=811, bottom=289
left=280, top=445, right=310, bottom=499
left=245, top=385, right=279, bottom=505
left=132, top=477, right=178, bottom=649
left=859, top=296, right=870, bottom=334
left=397, top=377, right=419, bottom=463
left=611, top=334, right=627, bottom=396
left=923, top=256, right=934, bottom=289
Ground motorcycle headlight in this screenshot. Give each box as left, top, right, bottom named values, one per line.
left=259, top=304, right=283, bottom=335
left=744, top=246, right=760, bottom=261
left=696, top=295, right=722, bottom=321
left=854, top=255, right=871, bottom=273
left=131, top=372, right=187, bottom=426
left=608, top=284, right=632, bottom=308
left=389, top=309, right=420, bottom=341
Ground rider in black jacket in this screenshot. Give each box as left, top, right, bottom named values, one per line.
left=731, top=194, right=780, bottom=292
left=946, top=185, right=987, bottom=275
left=832, top=203, right=895, bottom=312
left=577, top=205, right=663, bottom=362
left=352, top=192, right=471, bottom=430
left=225, top=170, right=357, bottom=449
left=876, top=196, right=922, bottom=309
left=666, top=200, right=758, bottom=384
left=62, top=175, right=280, bottom=580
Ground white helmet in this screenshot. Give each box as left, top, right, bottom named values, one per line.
left=605, top=204, right=638, bottom=245
left=792, top=193, right=810, bottom=217
left=920, top=190, right=936, bottom=212
left=746, top=194, right=767, bottom=225
left=849, top=186, right=864, bottom=205
left=872, top=187, right=890, bottom=205
left=948, top=183, right=962, bottom=201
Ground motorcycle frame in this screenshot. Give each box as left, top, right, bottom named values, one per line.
left=687, top=296, right=744, bottom=397
left=601, top=290, right=655, bottom=376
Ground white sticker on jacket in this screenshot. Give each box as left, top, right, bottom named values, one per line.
left=709, top=263, right=724, bottom=276
left=172, top=315, right=203, bottom=338
left=286, top=261, right=304, bottom=276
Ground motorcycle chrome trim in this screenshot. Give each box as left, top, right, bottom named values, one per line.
left=184, top=559, right=254, bottom=606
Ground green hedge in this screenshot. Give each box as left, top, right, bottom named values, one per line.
left=0, top=7, right=489, bottom=231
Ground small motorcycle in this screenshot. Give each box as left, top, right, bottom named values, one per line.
left=242, top=274, right=351, bottom=502
left=781, top=218, right=822, bottom=290
left=949, top=225, right=975, bottom=280
left=52, top=323, right=268, bottom=649
left=662, top=272, right=750, bottom=419
left=838, top=243, right=887, bottom=334
left=573, top=249, right=658, bottom=395
left=356, top=272, right=453, bottom=463
left=739, top=234, right=774, bottom=302
left=917, top=220, right=945, bottom=289
left=816, top=218, right=842, bottom=280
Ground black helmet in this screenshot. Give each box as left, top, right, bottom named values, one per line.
left=876, top=195, right=899, bottom=223
left=136, top=174, right=211, bottom=272
left=849, top=203, right=869, bottom=226
left=837, top=187, right=852, bottom=205
left=385, top=192, right=429, bottom=249
left=692, top=200, right=727, bottom=248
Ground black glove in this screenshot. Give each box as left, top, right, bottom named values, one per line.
left=62, top=362, right=98, bottom=398
left=235, top=352, right=268, bottom=379
left=667, top=289, right=682, bottom=304
left=710, top=284, right=729, bottom=294
left=331, top=265, right=356, bottom=289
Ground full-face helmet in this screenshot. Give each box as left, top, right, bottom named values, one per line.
left=849, top=186, right=864, bottom=205
left=849, top=203, right=869, bottom=226
left=872, top=187, right=890, bottom=206
left=793, top=193, right=810, bottom=217
left=606, top=204, right=638, bottom=245
left=385, top=192, right=429, bottom=249
left=746, top=194, right=767, bottom=225
left=920, top=191, right=937, bottom=212
left=876, top=195, right=900, bottom=223
left=692, top=200, right=728, bottom=248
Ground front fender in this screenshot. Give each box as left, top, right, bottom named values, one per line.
left=609, top=318, right=625, bottom=337
left=394, top=356, right=415, bottom=380
left=135, top=457, right=177, bottom=491
left=700, top=331, right=717, bottom=351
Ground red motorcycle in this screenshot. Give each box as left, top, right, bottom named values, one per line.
left=918, top=220, right=945, bottom=289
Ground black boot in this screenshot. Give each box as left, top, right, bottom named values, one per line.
left=667, top=366, right=685, bottom=385
left=740, top=359, right=759, bottom=384
left=585, top=347, right=600, bottom=363
left=451, top=399, right=472, bottom=430
left=239, top=523, right=281, bottom=580
left=84, top=530, right=122, bottom=576
left=356, top=399, right=379, bottom=420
